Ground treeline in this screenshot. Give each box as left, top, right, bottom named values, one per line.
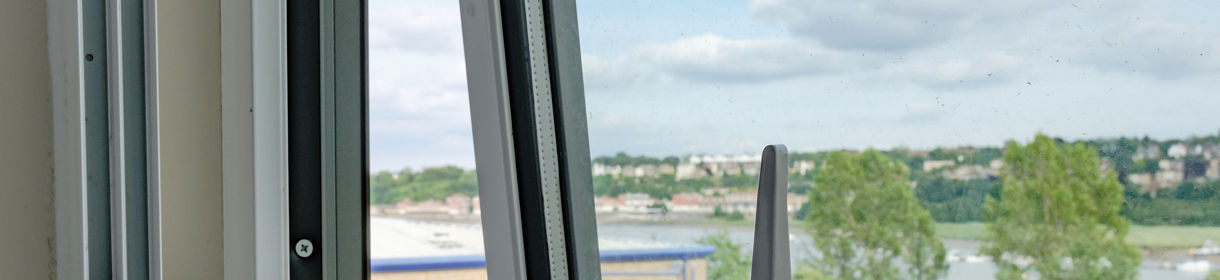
left=1123, top=180, right=1220, bottom=226
left=592, top=152, right=680, bottom=166
left=909, top=173, right=1220, bottom=225
left=913, top=176, right=1000, bottom=223
left=370, top=166, right=477, bottom=205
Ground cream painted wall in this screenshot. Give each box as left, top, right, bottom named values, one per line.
left=158, top=0, right=225, bottom=278
left=0, top=1, right=56, bottom=279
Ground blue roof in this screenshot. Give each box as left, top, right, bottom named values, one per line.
left=370, top=246, right=717, bottom=273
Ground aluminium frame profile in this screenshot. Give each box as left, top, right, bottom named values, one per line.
left=461, top=0, right=601, bottom=278
left=49, top=0, right=164, bottom=278
left=285, top=0, right=368, bottom=278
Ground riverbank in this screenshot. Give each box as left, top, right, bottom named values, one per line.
left=935, top=222, right=1220, bottom=249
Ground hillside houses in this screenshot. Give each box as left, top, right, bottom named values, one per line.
left=390, top=194, right=479, bottom=215
left=1126, top=158, right=1220, bottom=194
left=592, top=155, right=816, bottom=180
left=922, top=160, right=956, bottom=172
left=593, top=190, right=809, bottom=218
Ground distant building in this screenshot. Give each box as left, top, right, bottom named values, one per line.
left=741, top=162, right=760, bottom=176
left=1154, top=159, right=1185, bottom=188
left=1134, top=145, right=1162, bottom=160
left=1200, top=144, right=1220, bottom=160
left=593, top=196, right=622, bottom=213
left=940, top=165, right=999, bottom=180
left=923, top=160, right=956, bottom=172
left=1160, top=159, right=1185, bottom=173
left=617, top=193, right=656, bottom=213
left=1208, top=159, right=1220, bottom=180
left=792, top=160, right=816, bottom=175
left=1100, top=157, right=1114, bottom=172
left=670, top=192, right=710, bottom=213
left=657, top=164, right=676, bottom=176
left=1127, top=173, right=1154, bottom=188
left=446, top=194, right=472, bottom=214
left=1155, top=171, right=1184, bottom=187
left=592, top=163, right=624, bottom=177
left=395, top=199, right=448, bottom=214
left=724, top=190, right=757, bottom=214
left=989, top=159, right=1004, bottom=169
left=631, top=164, right=656, bottom=177
left=786, top=194, right=808, bottom=214
left=1168, top=143, right=1189, bottom=158
left=719, top=162, right=742, bottom=176
left=675, top=163, right=708, bottom=180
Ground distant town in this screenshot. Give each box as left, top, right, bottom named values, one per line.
left=370, top=132, right=1220, bottom=226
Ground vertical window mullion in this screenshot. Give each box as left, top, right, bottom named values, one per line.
left=83, top=0, right=113, bottom=278
left=286, top=0, right=366, bottom=277
left=119, top=0, right=152, bottom=277
left=287, top=0, right=325, bottom=278
left=460, top=0, right=530, bottom=278
left=540, top=0, right=600, bottom=278
left=332, top=0, right=369, bottom=276
left=500, top=0, right=570, bottom=278
left=498, top=0, right=600, bottom=278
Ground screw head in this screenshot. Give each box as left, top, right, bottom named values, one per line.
left=295, top=239, right=314, bottom=258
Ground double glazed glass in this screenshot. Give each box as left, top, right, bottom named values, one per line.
left=575, top=0, right=1220, bottom=279
left=366, top=0, right=488, bottom=278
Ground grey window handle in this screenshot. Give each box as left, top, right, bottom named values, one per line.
left=752, top=145, right=791, bottom=280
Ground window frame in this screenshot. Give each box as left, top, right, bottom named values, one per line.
left=281, top=0, right=600, bottom=278
left=49, top=0, right=164, bottom=278
left=459, top=0, right=601, bottom=279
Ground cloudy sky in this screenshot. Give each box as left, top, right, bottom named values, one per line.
left=369, top=0, right=1220, bottom=172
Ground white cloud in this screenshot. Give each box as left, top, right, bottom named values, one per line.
left=899, top=101, right=945, bottom=124
left=368, top=0, right=464, bottom=53
left=637, top=34, right=852, bottom=82
left=1074, top=18, right=1220, bottom=79
left=750, top=0, right=1060, bottom=52
left=582, top=34, right=860, bottom=86
left=882, top=52, right=1024, bottom=90
left=367, top=0, right=476, bottom=171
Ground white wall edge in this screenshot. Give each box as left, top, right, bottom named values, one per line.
left=251, top=0, right=290, bottom=276
left=219, top=0, right=292, bottom=278
left=222, top=0, right=290, bottom=278
left=220, top=0, right=256, bottom=277
left=48, top=0, right=89, bottom=279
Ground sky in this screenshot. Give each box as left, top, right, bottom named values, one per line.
left=368, top=0, right=1220, bottom=172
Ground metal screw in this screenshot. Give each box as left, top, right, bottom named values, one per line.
left=295, top=239, right=314, bottom=258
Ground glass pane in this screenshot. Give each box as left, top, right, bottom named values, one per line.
left=576, top=0, right=1220, bottom=279
left=367, top=0, right=488, bottom=278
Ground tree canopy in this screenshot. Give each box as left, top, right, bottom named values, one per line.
left=697, top=231, right=751, bottom=280
left=983, top=134, right=1141, bottom=279
left=370, top=166, right=478, bottom=205
left=804, top=150, right=947, bottom=280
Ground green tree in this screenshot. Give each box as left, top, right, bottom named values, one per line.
left=370, top=171, right=399, bottom=204
left=983, top=135, right=1141, bottom=279
left=794, top=267, right=833, bottom=280
left=697, top=231, right=750, bottom=280
left=805, top=150, right=947, bottom=280
left=1208, top=271, right=1220, bottom=280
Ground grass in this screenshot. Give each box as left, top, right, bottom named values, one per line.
left=935, top=222, right=1220, bottom=249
